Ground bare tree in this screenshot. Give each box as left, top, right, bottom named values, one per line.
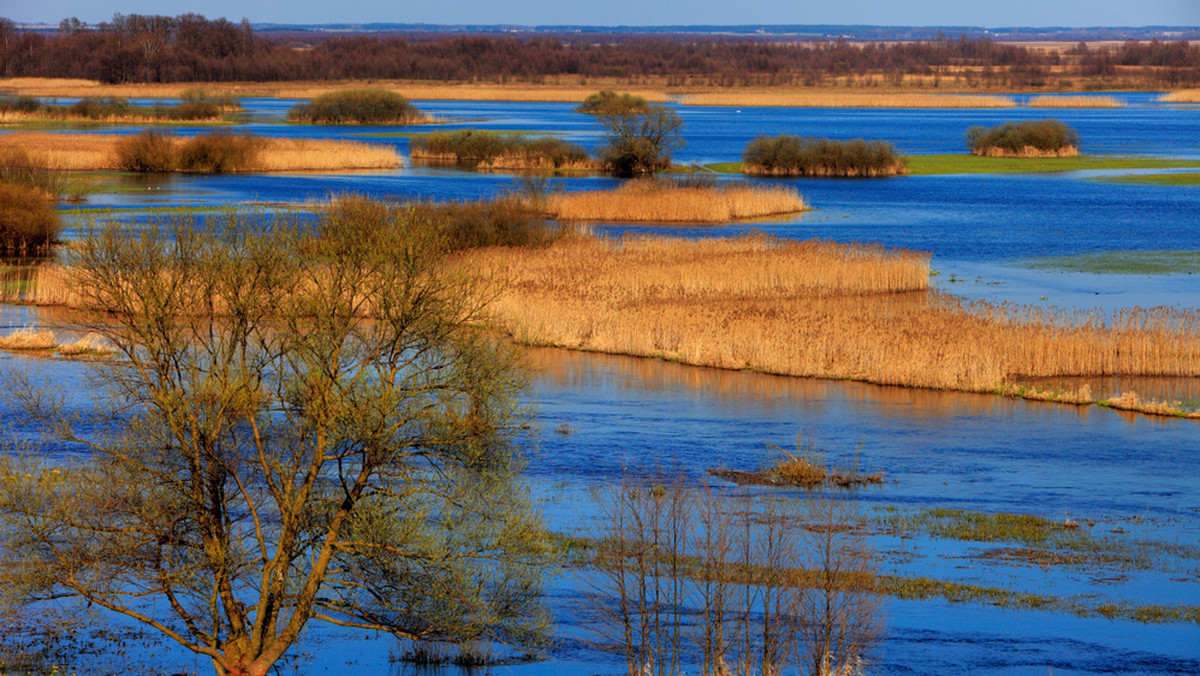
left=794, top=492, right=883, bottom=676
left=0, top=210, right=553, bottom=676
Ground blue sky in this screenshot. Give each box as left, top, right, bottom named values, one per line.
left=4, top=0, right=1198, bottom=27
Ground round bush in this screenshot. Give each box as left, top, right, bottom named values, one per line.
left=287, top=89, right=422, bottom=125
left=0, top=182, right=61, bottom=253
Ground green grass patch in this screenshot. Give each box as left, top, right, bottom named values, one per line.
left=705, top=162, right=743, bottom=174
left=906, top=154, right=1200, bottom=176
left=1020, top=250, right=1200, bottom=274
left=1093, top=172, right=1200, bottom=186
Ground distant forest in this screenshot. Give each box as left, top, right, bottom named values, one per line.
left=1, top=13, right=1197, bottom=87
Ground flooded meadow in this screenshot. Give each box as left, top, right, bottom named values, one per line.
left=2, top=92, right=1199, bottom=674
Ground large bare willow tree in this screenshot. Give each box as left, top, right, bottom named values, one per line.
left=0, top=210, right=553, bottom=676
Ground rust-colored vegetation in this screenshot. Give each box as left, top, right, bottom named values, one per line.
left=544, top=179, right=807, bottom=223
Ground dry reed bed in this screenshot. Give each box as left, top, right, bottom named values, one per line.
left=1025, top=95, right=1124, bottom=108
left=1160, top=90, right=1200, bottom=103
left=0, top=327, right=112, bottom=357
left=461, top=236, right=1200, bottom=416
left=15, top=235, right=1200, bottom=417
left=681, top=92, right=1016, bottom=108
left=545, top=182, right=807, bottom=223
left=973, top=146, right=1080, bottom=158
left=0, top=133, right=400, bottom=172
left=0, top=110, right=215, bottom=125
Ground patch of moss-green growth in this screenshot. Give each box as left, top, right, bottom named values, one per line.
left=1093, top=172, right=1200, bottom=186
left=905, top=154, right=1200, bottom=176
left=705, top=162, right=744, bottom=174
left=1019, top=250, right=1200, bottom=275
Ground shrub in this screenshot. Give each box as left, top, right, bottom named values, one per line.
left=0, top=182, right=61, bottom=254
left=597, top=104, right=685, bottom=176
left=166, top=99, right=222, bottom=120
left=575, top=90, right=652, bottom=115
left=742, top=135, right=908, bottom=177
left=287, top=89, right=423, bottom=125
left=0, top=95, right=42, bottom=113
left=68, top=97, right=131, bottom=119
left=326, top=194, right=563, bottom=251
left=177, top=132, right=263, bottom=173
left=114, top=130, right=177, bottom=172
left=965, top=119, right=1080, bottom=156
left=410, top=130, right=590, bottom=168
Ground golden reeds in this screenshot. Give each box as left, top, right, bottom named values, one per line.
left=1025, top=95, right=1124, bottom=108
left=458, top=235, right=1200, bottom=414
left=1160, top=90, right=1200, bottom=103
left=681, top=91, right=1016, bottom=108
left=0, top=133, right=401, bottom=172
left=0, top=328, right=56, bottom=350
left=545, top=181, right=807, bottom=223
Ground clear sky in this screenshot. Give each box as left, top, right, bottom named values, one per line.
left=4, top=0, right=1198, bottom=27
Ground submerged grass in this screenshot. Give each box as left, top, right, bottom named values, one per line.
left=1020, top=250, right=1200, bottom=275
left=1094, top=172, right=1200, bottom=186
left=906, top=154, right=1200, bottom=175
left=875, top=506, right=1200, bottom=572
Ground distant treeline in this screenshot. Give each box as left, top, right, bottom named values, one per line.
left=1, top=14, right=1197, bottom=86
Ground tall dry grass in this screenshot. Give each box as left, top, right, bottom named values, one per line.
left=681, top=92, right=1016, bottom=108
left=1160, top=90, right=1200, bottom=103
left=1025, top=95, right=1124, bottom=108
left=0, top=133, right=401, bottom=172
left=459, top=235, right=1200, bottom=412
left=545, top=180, right=806, bottom=223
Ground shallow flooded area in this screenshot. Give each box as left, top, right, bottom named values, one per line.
left=2, top=95, right=1199, bottom=674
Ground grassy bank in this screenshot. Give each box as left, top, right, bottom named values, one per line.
left=544, top=179, right=806, bottom=222
left=0, top=132, right=401, bottom=172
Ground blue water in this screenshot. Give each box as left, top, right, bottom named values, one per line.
left=4, top=97, right=1200, bottom=674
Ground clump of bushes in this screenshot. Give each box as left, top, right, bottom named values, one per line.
left=0, top=182, right=61, bottom=254
left=410, top=130, right=591, bottom=169
left=742, top=135, right=909, bottom=177
left=67, top=97, right=133, bottom=119
left=114, top=130, right=263, bottom=173
left=160, top=88, right=240, bottom=121
left=325, top=194, right=565, bottom=251
left=114, top=130, right=177, bottom=172
left=575, top=90, right=652, bottom=115
left=177, top=132, right=263, bottom=173
left=966, top=119, right=1079, bottom=157
left=287, top=89, right=424, bottom=125
left=0, top=95, right=42, bottom=113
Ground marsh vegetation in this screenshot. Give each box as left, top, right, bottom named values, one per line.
left=742, top=136, right=908, bottom=177
left=409, top=130, right=594, bottom=170
left=966, top=119, right=1080, bottom=157
left=285, top=88, right=425, bottom=125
